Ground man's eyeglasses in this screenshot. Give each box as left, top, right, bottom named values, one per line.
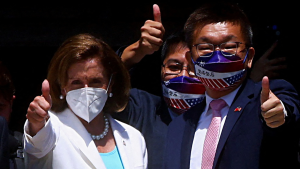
left=192, top=42, right=246, bottom=58
left=162, top=60, right=195, bottom=77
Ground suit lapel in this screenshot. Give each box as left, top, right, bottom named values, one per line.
left=108, top=114, right=132, bottom=169
left=57, top=109, right=106, bottom=169
left=213, top=79, right=256, bottom=168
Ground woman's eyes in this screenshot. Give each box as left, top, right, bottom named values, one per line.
left=71, top=80, right=82, bottom=85
left=90, top=79, right=102, bottom=84
left=70, top=79, right=102, bottom=86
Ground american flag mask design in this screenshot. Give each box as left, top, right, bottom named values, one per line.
left=193, top=51, right=248, bottom=91
left=162, top=76, right=206, bottom=115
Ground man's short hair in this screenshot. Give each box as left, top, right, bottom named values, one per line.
left=161, top=30, right=188, bottom=63
left=184, top=2, right=253, bottom=48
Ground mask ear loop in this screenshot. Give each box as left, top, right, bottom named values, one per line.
left=242, top=50, right=249, bottom=64
left=240, top=49, right=250, bottom=77
left=106, top=74, right=113, bottom=97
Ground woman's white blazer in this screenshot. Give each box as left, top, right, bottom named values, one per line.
left=24, top=108, right=148, bottom=169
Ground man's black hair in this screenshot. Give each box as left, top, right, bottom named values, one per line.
left=161, top=30, right=188, bottom=64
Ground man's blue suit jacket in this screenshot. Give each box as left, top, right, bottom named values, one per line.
left=164, top=79, right=300, bottom=169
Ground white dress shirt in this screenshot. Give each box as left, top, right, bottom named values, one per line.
left=190, top=86, right=240, bottom=169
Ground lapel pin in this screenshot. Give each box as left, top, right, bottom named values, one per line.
left=123, top=140, right=126, bottom=146
left=234, top=107, right=242, bottom=112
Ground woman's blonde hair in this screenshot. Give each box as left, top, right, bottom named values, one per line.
left=47, top=33, right=130, bottom=113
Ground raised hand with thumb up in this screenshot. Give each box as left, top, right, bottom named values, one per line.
left=120, top=4, right=165, bottom=69
left=260, top=76, right=285, bottom=128
left=27, top=79, right=52, bottom=136
left=139, top=4, right=165, bottom=55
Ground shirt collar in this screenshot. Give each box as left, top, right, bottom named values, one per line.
left=203, top=85, right=242, bottom=114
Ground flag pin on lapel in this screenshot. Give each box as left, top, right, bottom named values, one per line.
left=234, top=107, right=242, bottom=112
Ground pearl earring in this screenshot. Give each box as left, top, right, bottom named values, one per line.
left=109, top=93, right=113, bottom=98
left=59, top=95, right=64, bottom=100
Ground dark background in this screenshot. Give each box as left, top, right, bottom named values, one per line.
left=0, top=1, right=298, bottom=132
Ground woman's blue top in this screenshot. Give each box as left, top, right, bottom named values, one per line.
left=100, top=146, right=124, bottom=169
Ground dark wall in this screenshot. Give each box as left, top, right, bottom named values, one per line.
left=0, top=2, right=297, bottom=132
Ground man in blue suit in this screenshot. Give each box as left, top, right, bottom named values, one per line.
left=164, top=2, right=300, bottom=169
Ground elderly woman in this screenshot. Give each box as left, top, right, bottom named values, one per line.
left=24, top=34, right=147, bottom=169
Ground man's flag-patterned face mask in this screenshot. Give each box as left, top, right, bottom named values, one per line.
left=192, top=50, right=248, bottom=91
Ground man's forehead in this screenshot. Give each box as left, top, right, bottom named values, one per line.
left=164, top=54, right=193, bottom=66
left=165, top=49, right=189, bottom=62
left=193, top=22, right=242, bottom=42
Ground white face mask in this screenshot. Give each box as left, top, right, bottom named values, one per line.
left=66, top=76, right=112, bottom=123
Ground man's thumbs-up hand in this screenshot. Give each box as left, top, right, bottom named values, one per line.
left=139, top=4, right=165, bottom=55
left=153, top=4, right=162, bottom=23
left=27, top=79, right=52, bottom=136
left=260, top=76, right=285, bottom=128
left=120, top=4, right=165, bottom=69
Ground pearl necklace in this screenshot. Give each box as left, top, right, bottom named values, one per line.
left=90, top=115, right=109, bottom=140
